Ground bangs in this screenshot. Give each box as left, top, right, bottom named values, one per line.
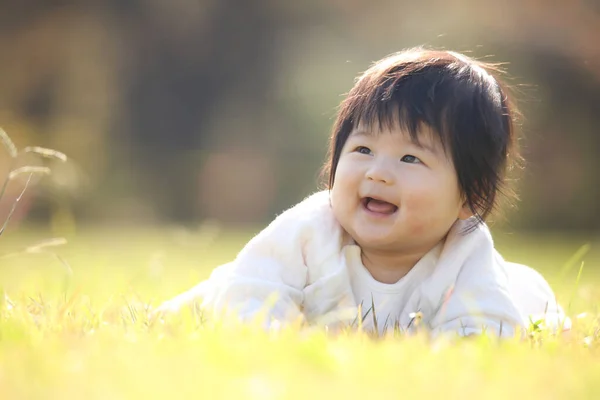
left=342, top=62, right=476, bottom=156
left=349, top=104, right=451, bottom=157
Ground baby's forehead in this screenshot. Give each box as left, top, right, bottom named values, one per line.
left=350, top=122, right=445, bottom=154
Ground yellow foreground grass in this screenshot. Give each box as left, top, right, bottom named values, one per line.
left=0, top=226, right=599, bottom=399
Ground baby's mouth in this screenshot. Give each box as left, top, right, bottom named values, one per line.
left=362, top=197, right=398, bottom=215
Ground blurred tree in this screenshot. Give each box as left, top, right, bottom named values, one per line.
left=114, top=0, right=280, bottom=221
left=0, top=0, right=597, bottom=231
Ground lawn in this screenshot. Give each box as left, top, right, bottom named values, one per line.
left=0, top=224, right=599, bottom=399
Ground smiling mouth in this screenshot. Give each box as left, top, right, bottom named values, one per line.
left=361, top=197, right=398, bottom=215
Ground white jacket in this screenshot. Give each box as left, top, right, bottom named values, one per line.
left=158, top=191, right=569, bottom=336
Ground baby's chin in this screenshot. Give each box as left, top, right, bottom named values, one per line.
left=350, top=230, right=405, bottom=251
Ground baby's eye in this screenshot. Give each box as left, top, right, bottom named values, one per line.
left=355, top=146, right=372, bottom=155
left=401, top=155, right=421, bottom=164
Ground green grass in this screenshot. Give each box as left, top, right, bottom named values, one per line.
left=0, top=225, right=599, bottom=399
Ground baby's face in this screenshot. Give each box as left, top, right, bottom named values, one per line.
left=330, top=123, right=469, bottom=255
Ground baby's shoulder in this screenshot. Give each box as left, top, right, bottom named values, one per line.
left=269, top=190, right=337, bottom=230
left=502, top=261, right=557, bottom=300
left=247, top=190, right=341, bottom=248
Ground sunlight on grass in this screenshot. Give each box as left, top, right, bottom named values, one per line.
left=0, top=226, right=599, bottom=399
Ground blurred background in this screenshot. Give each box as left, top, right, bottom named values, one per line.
left=0, top=0, right=598, bottom=236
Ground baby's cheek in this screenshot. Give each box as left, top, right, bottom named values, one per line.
left=402, top=195, right=431, bottom=235
left=402, top=193, right=436, bottom=234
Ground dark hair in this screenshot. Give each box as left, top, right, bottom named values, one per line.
left=323, top=48, right=521, bottom=226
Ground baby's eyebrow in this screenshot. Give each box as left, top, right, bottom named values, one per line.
left=410, top=139, right=439, bottom=155
left=349, top=128, right=373, bottom=138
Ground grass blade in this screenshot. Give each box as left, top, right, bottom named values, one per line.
left=22, top=146, right=67, bottom=162
left=0, top=174, right=11, bottom=203
left=0, top=173, right=33, bottom=236
left=0, top=127, right=17, bottom=158
left=9, top=166, right=51, bottom=180
left=25, top=237, right=68, bottom=253
left=567, top=261, right=586, bottom=317
left=371, top=294, right=378, bottom=335
left=558, top=243, right=590, bottom=280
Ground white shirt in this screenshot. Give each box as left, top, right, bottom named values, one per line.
left=345, top=243, right=441, bottom=333
left=157, top=191, right=570, bottom=337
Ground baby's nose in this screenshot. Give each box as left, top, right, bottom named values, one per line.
left=365, top=161, right=395, bottom=184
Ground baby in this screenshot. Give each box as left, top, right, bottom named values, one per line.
left=157, top=48, right=569, bottom=337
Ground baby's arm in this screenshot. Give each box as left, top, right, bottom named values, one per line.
left=204, top=207, right=310, bottom=324
left=432, top=259, right=570, bottom=337
left=428, top=257, right=527, bottom=337
left=503, top=261, right=571, bottom=332
left=156, top=192, right=332, bottom=325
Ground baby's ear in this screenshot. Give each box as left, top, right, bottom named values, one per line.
left=458, top=203, right=473, bottom=220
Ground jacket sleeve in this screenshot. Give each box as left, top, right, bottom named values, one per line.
left=428, top=251, right=527, bottom=338
left=504, top=261, right=571, bottom=332
left=203, top=203, right=311, bottom=324
left=156, top=192, right=333, bottom=325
